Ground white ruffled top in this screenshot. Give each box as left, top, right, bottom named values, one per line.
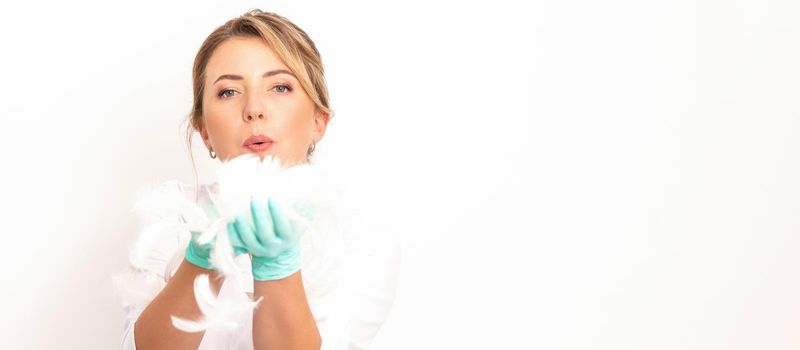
left=113, top=179, right=401, bottom=349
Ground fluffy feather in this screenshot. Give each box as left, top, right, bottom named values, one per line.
left=195, top=215, right=228, bottom=246
left=128, top=181, right=213, bottom=269
left=216, top=153, right=261, bottom=219
left=209, top=219, right=241, bottom=278
left=123, top=153, right=344, bottom=334
left=128, top=219, right=185, bottom=270
left=170, top=274, right=263, bottom=333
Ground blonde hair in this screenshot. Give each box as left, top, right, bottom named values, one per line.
left=184, top=9, right=332, bottom=184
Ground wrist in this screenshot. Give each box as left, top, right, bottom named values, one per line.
left=251, top=246, right=302, bottom=281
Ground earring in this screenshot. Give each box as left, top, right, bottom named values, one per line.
left=307, top=141, right=316, bottom=156
left=209, top=147, right=217, bottom=159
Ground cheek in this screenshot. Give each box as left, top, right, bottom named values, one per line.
left=203, top=106, right=241, bottom=148
left=204, top=98, right=229, bottom=122
left=205, top=96, right=240, bottom=124
left=273, top=117, right=314, bottom=161
left=274, top=103, right=314, bottom=139
left=291, top=114, right=315, bottom=141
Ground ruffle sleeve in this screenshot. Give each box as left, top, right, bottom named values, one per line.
left=112, top=180, right=196, bottom=349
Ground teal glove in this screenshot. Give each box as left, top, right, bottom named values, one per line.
left=227, top=198, right=308, bottom=281
left=184, top=202, right=247, bottom=270
left=184, top=230, right=215, bottom=270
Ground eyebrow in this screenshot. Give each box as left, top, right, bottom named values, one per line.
left=212, top=69, right=295, bottom=85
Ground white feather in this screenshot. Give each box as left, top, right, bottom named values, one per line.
left=176, top=197, right=210, bottom=229
left=195, top=214, right=228, bottom=245
left=217, top=153, right=261, bottom=218
left=128, top=219, right=185, bottom=270
left=128, top=180, right=213, bottom=269
left=170, top=274, right=263, bottom=333
left=193, top=274, right=219, bottom=316
left=121, top=154, right=346, bottom=332
left=209, top=220, right=242, bottom=278
left=169, top=315, right=210, bottom=333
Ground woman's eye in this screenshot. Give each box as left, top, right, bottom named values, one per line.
left=218, top=89, right=237, bottom=98
left=273, top=84, right=292, bottom=93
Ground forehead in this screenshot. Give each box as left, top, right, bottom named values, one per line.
left=205, top=37, right=289, bottom=80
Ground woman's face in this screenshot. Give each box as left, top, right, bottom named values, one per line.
left=199, top=36, right=328, bottom=165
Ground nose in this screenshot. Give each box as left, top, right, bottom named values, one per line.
left=243, top=95, right=267, bottom=122
left=245, top=112, right=265, bottom=122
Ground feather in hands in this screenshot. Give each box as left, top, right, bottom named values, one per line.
left=118, top=153, right=342, bottom=334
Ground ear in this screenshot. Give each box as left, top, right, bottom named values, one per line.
left=198, top=121, right=210, bottom=147
left=311, top=111, right=330, bottom=143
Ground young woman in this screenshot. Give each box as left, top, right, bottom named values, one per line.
left=114, top=10, right=400, bottom=349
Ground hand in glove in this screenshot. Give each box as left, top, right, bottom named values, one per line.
left=227, top=198, right=309, bottom=281
left=184, top=202, right=248, bottom=270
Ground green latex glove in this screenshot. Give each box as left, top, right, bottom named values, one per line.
left=184, top=202, right=247, bottom=270
left=227, top=198, right=309, bottom=281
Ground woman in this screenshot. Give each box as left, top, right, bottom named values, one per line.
left=114, top=10, right=400, bottom=349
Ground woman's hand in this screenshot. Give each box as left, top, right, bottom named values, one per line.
left=184, top=203, right=247, bottom=270
left=228, top=198, right=305, bottom=281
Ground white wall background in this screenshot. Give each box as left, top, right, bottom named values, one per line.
left=0, top=0, right=798, bottom=349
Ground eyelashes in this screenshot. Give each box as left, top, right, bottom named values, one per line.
left=273, top=84, right=292, bottom=93
left=218, top=89, right=237, bottom=98
left=217, top=84, right=293, bottom=98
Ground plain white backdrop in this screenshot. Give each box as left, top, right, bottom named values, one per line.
left=0, top=0, right=798, bottom=349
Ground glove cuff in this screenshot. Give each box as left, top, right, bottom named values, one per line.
left=184, top=240, right=215, bottom=270
left=251, top=246, right=302, bottom=281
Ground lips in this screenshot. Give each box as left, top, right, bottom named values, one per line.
left=243, top=134, right=274, bottom=153
left=243, top=135, right=273, bottom=146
